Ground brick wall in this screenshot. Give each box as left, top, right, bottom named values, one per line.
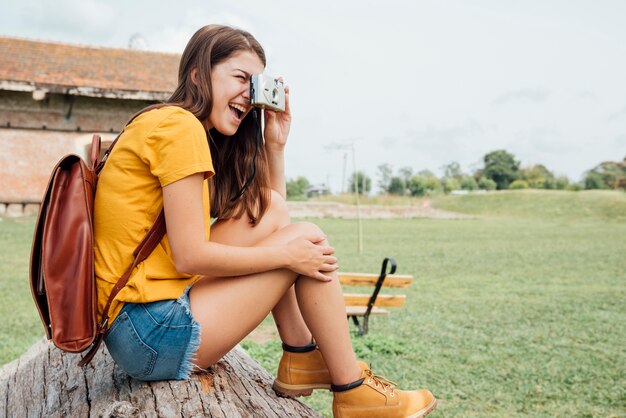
left=0, top=90, right=156, bottom=211
left=1, top=90, right=154, bottom=132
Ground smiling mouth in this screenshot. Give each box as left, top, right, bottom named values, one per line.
left=229, top=103, right=247, bottom=120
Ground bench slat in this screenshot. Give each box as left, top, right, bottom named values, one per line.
left=338, top=273, right=412, bottom=288
left=343, top=293, right=406, bottom=307
left=345, top=306, right=389, bottom=316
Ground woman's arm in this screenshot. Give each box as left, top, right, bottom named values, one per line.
left=266, top=148, right=286, bottom=198
left=263, top=84, right=291, bottom=199
left=163, top=173, right=337, bottom=281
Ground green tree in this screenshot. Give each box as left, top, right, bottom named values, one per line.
left=286, top=176, right=310, bottom=199
left=478, top=177, right=497, bottom=190
left=349, top=171, right=372, bottom=195
left=406, top=174, right=441, bottom=195
left=408, top=176, right=427, bottom=197
left=584, top=171, right=606, bottom=189
left=555, top=176, right=570, bottom=190
left=425, top=176, right=443, bottom=193
left=459, top=175, right=478, bottom=191
left=482, top=150, right=520, bottom=190
left=521, top=164, right=555, bottom=189
left=509, top=179, right=530, bottom=189
left=443, top=177, right=460, bottom=193
left=584, top=161, right=626, bottom=190
left=388, top=177, right=406, bottom=195
left=398, top=167, right=413, bottom=184
left=567, top=183, right=584, bottom=191
left=441, top=162, right=463, bottom=180
left=377, top=163, right=393, bottom=193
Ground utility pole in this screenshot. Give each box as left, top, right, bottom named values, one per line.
left=341, top=153, right=347, bottom=194
left=325, top=139, right=364, bottom=255
left=351, top=142, right=363, bottom=254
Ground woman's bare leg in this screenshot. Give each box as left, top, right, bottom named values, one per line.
left=272, top=285, right=313, bottom=346
left=209, top=191, right=312, bottom=347
left=190, top=221, right=361, bottom=385
left=294, top=272, right=358, bottom=383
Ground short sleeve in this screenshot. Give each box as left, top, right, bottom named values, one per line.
left=142, top=108, right=214, bottom=187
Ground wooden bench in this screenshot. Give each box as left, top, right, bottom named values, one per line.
left=338, top=257, right=413, bottom=336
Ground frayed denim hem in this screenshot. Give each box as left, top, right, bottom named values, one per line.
left=174, top=285, right=203, bottom=380
left=175, top=318, right=201, bottom=380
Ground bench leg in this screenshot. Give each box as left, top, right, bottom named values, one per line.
left=351, top=316, right=364, bottom=336
left=362, top=315, right=370, bottom=336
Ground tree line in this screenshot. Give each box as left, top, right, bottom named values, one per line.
left=287, top=150, right=626, bottom=199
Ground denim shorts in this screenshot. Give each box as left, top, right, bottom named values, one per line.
left=104, top=288, right=201, bottom=381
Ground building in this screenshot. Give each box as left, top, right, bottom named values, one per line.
left=306, top=183, right=331, bottom=198
left=0, top=36, right=180, bottom=215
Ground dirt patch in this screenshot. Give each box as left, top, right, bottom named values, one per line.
left=244, top=325, right=279, bottom=344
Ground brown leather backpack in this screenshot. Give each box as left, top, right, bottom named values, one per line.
left=30, top=105, right=167, bottom=366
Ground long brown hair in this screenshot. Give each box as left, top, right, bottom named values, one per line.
left=168, top=25, right=270, bottom=225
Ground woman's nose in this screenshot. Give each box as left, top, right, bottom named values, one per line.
left=242, top=86, right=250, bottom=101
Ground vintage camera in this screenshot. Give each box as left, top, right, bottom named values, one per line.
left=250, top=74, right=285, bottom=112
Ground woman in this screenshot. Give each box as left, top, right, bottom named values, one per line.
left=94, top=24, right=437, bottom=418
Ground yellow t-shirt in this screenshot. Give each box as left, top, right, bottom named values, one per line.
left=94, top=106, right=214, bottom=327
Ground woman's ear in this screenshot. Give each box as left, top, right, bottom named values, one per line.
left=191, top=68, right=198, bottom=85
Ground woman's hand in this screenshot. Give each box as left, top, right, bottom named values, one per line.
left=284, top=234, right=338, bottom=282
left=263, top=80, right=291, bottom=152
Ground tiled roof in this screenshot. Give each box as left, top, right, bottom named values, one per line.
left=0, top=37, right=180, bottom=99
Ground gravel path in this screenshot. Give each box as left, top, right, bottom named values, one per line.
left=286, top=201, right=469, bottom=219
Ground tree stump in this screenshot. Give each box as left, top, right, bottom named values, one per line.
left=0, top=338, right=321, bottom=417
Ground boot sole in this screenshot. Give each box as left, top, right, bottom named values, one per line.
left=407, top=398, right=438, bottom=418
left=272, top=380, right=331, bottom=398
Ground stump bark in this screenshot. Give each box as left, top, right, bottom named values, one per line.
left=0, top=338, right=321, bottom=418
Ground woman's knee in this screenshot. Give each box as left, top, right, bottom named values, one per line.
left=289, top=221, right=327, bottom=241
left=260, top=221, right=327, bottom=247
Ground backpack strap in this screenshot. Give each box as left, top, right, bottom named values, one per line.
left=101, top=209, right=167, bottom=330
left=79, top=209, right=166, bottom=366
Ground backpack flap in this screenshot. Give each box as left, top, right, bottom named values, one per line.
left=30, top=154, right=98, bottom=352
left=30, top=172, right=54, bottom=340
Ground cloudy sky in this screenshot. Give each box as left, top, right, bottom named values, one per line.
left=3, top=0, right=625, bottom=191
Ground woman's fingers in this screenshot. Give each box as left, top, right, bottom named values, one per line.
left=285, top=234, right=339, bottom=279
left=312, top=272, right=333, bottom=282
left=323, top=255, right=338, bottom=265
left=303, top=233, right=326, bottom=244
left=302, top=235, right=335, bottom=255
left=283, top=83, right=290, bottom=115
left=319, top=263, right=339, bottom=272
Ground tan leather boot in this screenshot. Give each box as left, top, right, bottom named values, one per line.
left=272, top=342, right=332, bottom=397
left=332, top=368, right=437, bottom=418
left=272, top=342, right=367, bottom=397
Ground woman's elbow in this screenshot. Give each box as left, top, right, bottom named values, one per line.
left=171, top=249, right=199, bottom=275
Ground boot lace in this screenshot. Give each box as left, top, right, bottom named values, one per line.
left=364, top=368, right=397, bottom=397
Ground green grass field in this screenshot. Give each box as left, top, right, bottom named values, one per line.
left=1, top=190, right=625, bottom=417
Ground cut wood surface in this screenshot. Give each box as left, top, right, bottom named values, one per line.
left=338, top=273, right=413, bottom=288
left=343, top=293, right=407, bottom=307
left=0, top=338, right=321, bottom=418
